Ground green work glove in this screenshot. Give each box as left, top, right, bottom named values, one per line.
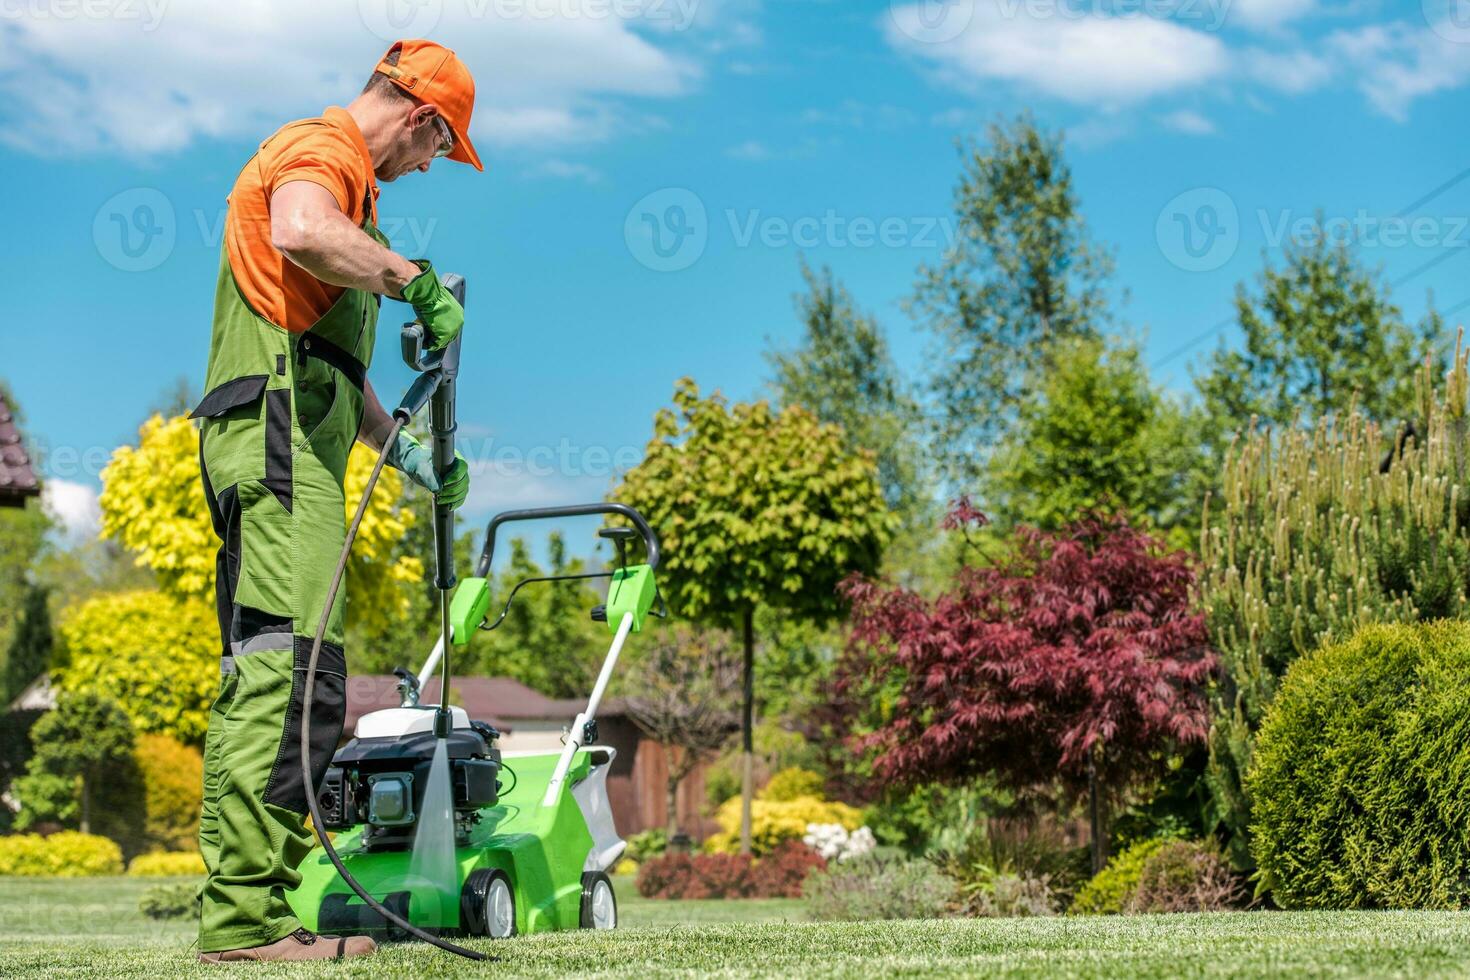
left=386, top=431, right=471, bottom=510
left=401, top=259, right=464, bottom=351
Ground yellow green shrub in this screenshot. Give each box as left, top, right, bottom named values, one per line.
left=128, top=851, right=206, bottom=877
left=136, top=734, right=203, bottom=851
left=759, top=767, right=824, bottom=803
left=0, top=832, right=124, bottom=877
left=705, top=795, right=862, bottom=855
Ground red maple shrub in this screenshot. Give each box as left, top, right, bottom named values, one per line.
left=635, top=841, right=828, bottom=899
left=749, top=839, right=828, bottom=898
left=834, top=507, right=1215, bottom=869
left=635, top=852, right=695, bottom=899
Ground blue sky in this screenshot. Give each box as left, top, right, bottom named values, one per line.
left=2, top=0, right=1468, bottom=554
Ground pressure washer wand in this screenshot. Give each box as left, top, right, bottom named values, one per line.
left=394, top=274, right=464, bottom=740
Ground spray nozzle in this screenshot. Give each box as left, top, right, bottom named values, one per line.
left=433, top=708, right=452, bottom=739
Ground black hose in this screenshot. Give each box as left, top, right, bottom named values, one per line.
left=299, top=417, right=486, bottom=961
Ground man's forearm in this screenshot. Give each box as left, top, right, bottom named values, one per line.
left=278, top=209, right=420, bottom=298
left=270, top=181, right=421, bottom=297
left=358, top=380, right=396, bottom=451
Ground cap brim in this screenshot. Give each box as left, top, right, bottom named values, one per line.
left=446, top=119, right=483, bottom=171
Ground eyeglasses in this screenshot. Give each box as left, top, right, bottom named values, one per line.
left=432, top=115, right=454, bottom=158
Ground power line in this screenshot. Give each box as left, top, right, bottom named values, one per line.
left=1150, top=163, right=1470, bottom=371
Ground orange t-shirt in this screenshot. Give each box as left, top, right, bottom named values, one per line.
left=224, top=106, right=380, bottom=333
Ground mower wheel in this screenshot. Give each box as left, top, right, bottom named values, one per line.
left=579, top=872, right=617, bottom=930
left=461, top=869, right=517, bottom=939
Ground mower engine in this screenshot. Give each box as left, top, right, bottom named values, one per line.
left=316, top=706, right=501, bottom=851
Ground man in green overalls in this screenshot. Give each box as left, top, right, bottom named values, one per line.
left=190, top=40, right=482, bottom=963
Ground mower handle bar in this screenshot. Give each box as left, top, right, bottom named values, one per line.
left=473, top=502, right=660, bottom=578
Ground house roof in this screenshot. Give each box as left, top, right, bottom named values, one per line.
left=343, top=674, right=625, bottom=735
left=0, top=391, right=40, bottom=507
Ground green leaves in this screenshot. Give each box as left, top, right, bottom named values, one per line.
left=1195, top=229, right=1439, bottom=451
left=617, top=380, right=894, bottom=628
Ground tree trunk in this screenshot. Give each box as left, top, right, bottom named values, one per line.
left=1087, top=746, right=1107, bottom=874
left=739, top=605, right=755, bottom=856
left=666, top=770, right=679, bottom=837
left=80, top=773, right=91, bottom=836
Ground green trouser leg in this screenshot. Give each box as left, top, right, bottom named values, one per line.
left=198, top=647, right=319, bottom=951
left=195, top=448, right=352, bottom=952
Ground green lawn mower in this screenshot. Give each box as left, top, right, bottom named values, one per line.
left=287, top=276, right=661, bottom=960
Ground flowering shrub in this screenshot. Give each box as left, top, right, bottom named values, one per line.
left=749, top=840, right=828, bottom=898
left=636, top=840, right=827, bottom=899
left=804, top=823, right=877, bottom=862
left=704, top=795, right=863, bottom=855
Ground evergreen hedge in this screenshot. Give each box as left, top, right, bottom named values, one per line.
left=1249, top=621, right=1470, bottom=909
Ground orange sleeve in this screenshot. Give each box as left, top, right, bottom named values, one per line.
left=261, top=126, right=365, bottom=222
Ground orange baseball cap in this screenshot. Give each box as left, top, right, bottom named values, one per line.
left=374, top=39, right=484, bottom=172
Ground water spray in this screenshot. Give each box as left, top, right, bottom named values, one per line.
left=298, top=274, right=485, bottom=961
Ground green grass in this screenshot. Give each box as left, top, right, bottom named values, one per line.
left=6, top=875, right=1470, bottom=977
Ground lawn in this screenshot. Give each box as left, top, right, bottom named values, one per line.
left=6, top=875, right=1470, bottom=977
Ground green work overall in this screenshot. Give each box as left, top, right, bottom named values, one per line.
left=191, top=127, right=384, bottom=952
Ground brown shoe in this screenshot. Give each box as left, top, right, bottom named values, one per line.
left=198, top=928, right=377, bottom=963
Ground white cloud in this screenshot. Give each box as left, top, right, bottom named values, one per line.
left=0, top=0, right=705, bottom=157
left=42, top=479, right=100, bottom=545
left=726, top=139, right=772, bottom=160
left=885, top=3, right=1228, bottom=107
left=529, top=158, right=604, bottom=182
left=1240, top=47, right=1333, bottom=94
left=1222, top=0, right=1316, bottom=32
left=1159, top=108, right=1215, bottom=134
left=1326, top=21, right=1470, bottom=121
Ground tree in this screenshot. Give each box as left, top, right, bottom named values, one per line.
left=466, top=534, right=607, bottom=698
left=52, top=589, right=217, bottom=746
left=1195, top=231, right=1438, bottom=449
left=1199, top=340, right=1470, bottom=867
left=0, top=379, right=52, bottom=677
left=912, top=114, right=1113, bottom=487
left=617, top=379, right=893, bottom=852
left=836, top=509, right=1215, bottom=872
left=3, top=584, right=52, bottom=705
left=768, top=259, right=922, bottom=519
left=14, top=692, right=142, bottom=841
left=989, top=335, right=1206, bottom=546
left=98, top=413, right=422, bottom=636
left=622, top=624, right=741, bottom=835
